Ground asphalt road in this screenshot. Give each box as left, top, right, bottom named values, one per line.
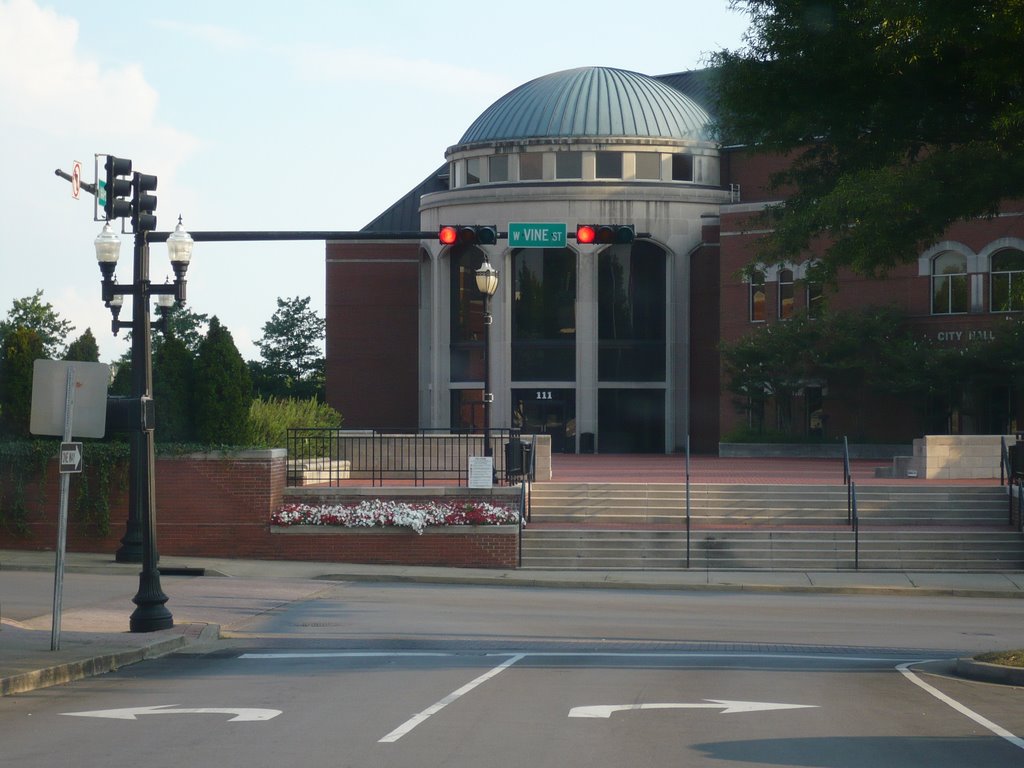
left=1, top=582, right=1022, bottom=767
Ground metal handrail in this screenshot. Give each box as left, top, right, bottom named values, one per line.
left=685, top=433, right=692, bottom=569
left=843, top=435, right=853, bottom=525
left=851, top=480, right=860, bottom=570
left=1000, top=435, right=1009, bottom=486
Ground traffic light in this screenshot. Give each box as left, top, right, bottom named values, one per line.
left=103, top=156, right=133, bottom=220
left=439, top=225, right=498, bottom=246
left=131, top=172, right=158, bottom=232
left=575, top=224, right=635, bottom=245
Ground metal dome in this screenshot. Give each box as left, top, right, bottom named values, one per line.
left=457, top=67, right=711, bottom=145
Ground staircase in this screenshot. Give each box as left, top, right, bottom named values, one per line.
left=521, top=482, right=1024, bottom=571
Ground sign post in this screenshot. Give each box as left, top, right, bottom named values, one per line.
left=30, top=359, right=110, bottom=650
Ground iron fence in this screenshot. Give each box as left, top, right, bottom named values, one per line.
left=285, top=428, right=531, bottom=487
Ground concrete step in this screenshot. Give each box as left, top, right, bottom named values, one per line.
left=520, top=527, right=1024, bottom=571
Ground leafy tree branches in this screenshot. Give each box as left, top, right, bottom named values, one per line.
left=712, top=0, right=1024, bottom=279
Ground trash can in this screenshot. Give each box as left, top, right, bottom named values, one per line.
left=504, top=438, right=523, bottom=481
left=521, top=442, right=534, bottom=480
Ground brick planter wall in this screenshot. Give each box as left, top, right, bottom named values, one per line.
left=0, top=449, right=521, bottom=569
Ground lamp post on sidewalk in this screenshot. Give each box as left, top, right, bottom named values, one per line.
left=475, top=258, right=499, bottom=457
left=94, top=205, right=193, bottom=632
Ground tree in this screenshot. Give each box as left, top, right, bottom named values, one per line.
left=253, top=296, right=325, bottom=400
left=0, top=327, right=44, bottom=438
left=64, top=328, right=100, bottom=363
left=193, top=316, right=252, bottom=445
left=711, top=1, right=1024, bottom=280
left=0, top=290, right=74, bottom=358
left=152, top=332, right=196, bottom=443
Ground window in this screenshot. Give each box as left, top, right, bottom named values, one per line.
left=488, top=155, right=509, bottom=183
left=671, top=153, right=693, bottom=181
left=778, top=269, right=795, bottom=319
left=519, top=152, right=543, bottom=180
left=555, top=151, right=582, bottom=179
left=466, top=157, right=481, bottom=185
left=635, top=152, right=661, bottom=180
left=991, top=248, right=1024, bottom=312
left=749, top=270, right=766, bottom=322
left=931, top=252, right=968, bottom=314
left=595, top=151, right=622, bottom=179
left=807, top=280, right=824, bottom=318
left=511, top=247, right=576, bottom=381
left=598, top=241, right=667, bottom=381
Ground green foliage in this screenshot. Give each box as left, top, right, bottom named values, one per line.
left=0, top=327, right=45, bottom=438
left=0, top=290, right=74, bottom=359
left=0, top=440, right=54, bottom=534
left=193, top=316, right=253, bottom=444
left=246, top=396, right=343, bottom=448
left=64, top=328, right=100, bottom=362
left=711, top=1, right=1024, bottom=279
left=72, top=441, right=129, bottom=535
left=152, top=332, right=195, bottom=443
left=253, top=296, right=325, bottom=400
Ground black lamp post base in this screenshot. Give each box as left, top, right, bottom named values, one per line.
left=129, top=573, right=173, bottom=632
left=115, top=537, right=143, bottom=563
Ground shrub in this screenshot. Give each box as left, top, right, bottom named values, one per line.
left=247, top=396, right=343, bottom=448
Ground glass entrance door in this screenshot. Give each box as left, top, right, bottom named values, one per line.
left=512, top=388, right=576, bottom=453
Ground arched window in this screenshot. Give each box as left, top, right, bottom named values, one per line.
left=991, top=248, right=1024, bottom=312
left=931, top=252, right=968, bottom=314
left=778, top=269, right=795, bottom=319
left=749, top=270, right=766, bottom=322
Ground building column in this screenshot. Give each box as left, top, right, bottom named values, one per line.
left=576, top=246, right=599, bottom=452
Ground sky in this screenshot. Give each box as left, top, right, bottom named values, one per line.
left=0, top=0, right=751, bottom=363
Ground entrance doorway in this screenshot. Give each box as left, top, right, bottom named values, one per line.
left=513, top=388, right=576, bottom=453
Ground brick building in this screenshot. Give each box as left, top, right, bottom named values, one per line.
left=326, top=66, right=1024, bottom=453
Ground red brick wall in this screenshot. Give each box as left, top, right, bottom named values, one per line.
left=0, top=452, right=519, bottom=569
left=325, top=241, right=421, bottom=428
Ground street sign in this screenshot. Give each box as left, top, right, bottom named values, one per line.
left=71, top=161, right=82, bottom=199
left=59, top=442, right=83, bottom=474
left=508, top=222, right=566, bottom=248
left=30, top=360, right=110, bottom=438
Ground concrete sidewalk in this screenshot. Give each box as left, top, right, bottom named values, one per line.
left=3, top=548, right=1023, bottom=696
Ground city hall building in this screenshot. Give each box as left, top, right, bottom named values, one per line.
left=325, top=66, right=1024, bottom=454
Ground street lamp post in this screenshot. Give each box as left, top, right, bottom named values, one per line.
left=475, top=258, right=499, bottom=458
left=94, top=215, right=192, bottom=632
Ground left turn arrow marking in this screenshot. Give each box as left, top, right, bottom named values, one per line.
left=62, top=705, right=281, bottom=722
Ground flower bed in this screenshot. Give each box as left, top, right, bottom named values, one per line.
left=272, top=499, right=519, bottom=535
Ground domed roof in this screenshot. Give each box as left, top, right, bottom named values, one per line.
left=457, top=67, right=711, bottom=145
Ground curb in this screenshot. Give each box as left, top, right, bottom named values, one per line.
left=955, top=657, right=1024, bottom=686
left=0, top=623, right=220, bottom=698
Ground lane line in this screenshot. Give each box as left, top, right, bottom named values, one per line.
left=897, top=662, right=1024, bottom=751
left=240, top=651, right=931, bottom=663
left=378, top=654, right=524, bottom=743
left=239, top=652, right=454, bottom=659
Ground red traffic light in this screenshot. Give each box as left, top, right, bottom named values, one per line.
left=439, top=225, right=498, bottom=246
left=576, top=224, right=635, bottom=245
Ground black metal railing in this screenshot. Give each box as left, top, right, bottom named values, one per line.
left=842, top=435, right=853, bottom=524
left=285, top=428, right=525, bottom=487
left=851, top=480, right=860, bottom=570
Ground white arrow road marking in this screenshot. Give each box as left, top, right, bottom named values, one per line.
left=570, top=700, right=819, bottom=718
left=61, top=705, right=281, bottom=722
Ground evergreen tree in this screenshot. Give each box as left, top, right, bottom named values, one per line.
left=64, top=328, right=100, bottom=362
left=193, top=316, right=252, bottom=445
left=0, top=327, right=45, bottom=438
left=152, top=332, right=195, bottom=443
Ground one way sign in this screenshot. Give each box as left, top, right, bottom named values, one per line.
left=60, top=442, right=83, bottom=474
